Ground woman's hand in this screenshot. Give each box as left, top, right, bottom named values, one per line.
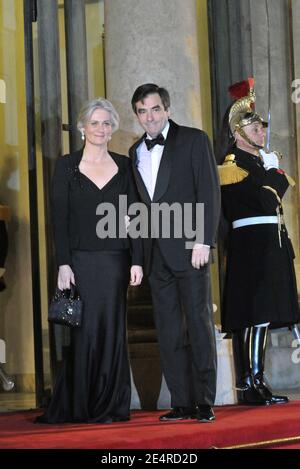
left=130, top=265, right=143, bottom=286
left=57, top=264, right=75, bottom=290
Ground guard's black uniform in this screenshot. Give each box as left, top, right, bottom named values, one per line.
left=220, top=147, right=299, bottom=332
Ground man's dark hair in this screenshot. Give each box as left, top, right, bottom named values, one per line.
left=131, top=83, right=171, bottom=114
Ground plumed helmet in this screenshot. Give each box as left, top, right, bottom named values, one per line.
left=228, top=77, right=267, bottom=134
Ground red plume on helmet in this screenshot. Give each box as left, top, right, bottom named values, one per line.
left=227, top=77, right=267, bottom=147
left=228, top=77, right=255, bottom=103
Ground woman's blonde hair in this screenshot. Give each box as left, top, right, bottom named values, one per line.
left=77, top=97, right=120, bottom=133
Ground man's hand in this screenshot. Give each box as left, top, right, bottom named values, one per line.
left=130, top=265, right=143, bottom=286
left=58, top=264, right=75, bottom=290
left=124, top=215, right=130, bottom=233
left=259, top=150, right=279, bottom=170
left=191, top=244, right=210, bottom=269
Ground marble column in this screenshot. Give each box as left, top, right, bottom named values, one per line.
left=250, top=0, right=299, bottom=268
left=291, top=0, right=300, bottom=281
left=64, top=0, right=88, bottom=152
left=37, top=0, right=62, bottom=292
left=104, top=0, right=203, bottom=154
left=208, top=0, right=253, bottom=137
left=37, top=0, right=63, bottom=384
left=37, top=0, right=62, bottom=164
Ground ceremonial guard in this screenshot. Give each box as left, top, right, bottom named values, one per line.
left=218, top=78, right=299, bottom=405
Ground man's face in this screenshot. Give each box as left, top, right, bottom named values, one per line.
left=135, top=93, right=170, bottom=138
left=235, top=121, right=266, bottom=152
left=243, top=122, right=266, bottom=147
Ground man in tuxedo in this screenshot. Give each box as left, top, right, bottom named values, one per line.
left=129, top=84, right=220, bottom=422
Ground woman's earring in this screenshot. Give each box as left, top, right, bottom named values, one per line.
left=81, top=130, right=85, bottom=141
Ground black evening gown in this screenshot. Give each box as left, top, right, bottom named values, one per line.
left=37, top=249, right=131, bottom=423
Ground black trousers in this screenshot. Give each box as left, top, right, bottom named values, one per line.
left=149, top=243, right=217, bottom=407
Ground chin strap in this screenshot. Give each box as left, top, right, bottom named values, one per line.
left=237, top=127, right=264, bottom=150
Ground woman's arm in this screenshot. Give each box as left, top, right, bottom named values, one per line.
left=51, top=156, right=75, bottom=289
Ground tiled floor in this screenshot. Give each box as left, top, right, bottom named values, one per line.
left=0, top=389, right=300, bottom=413
left=0, top=392, right=36, bottom=412
left=276, top=389, right=300, bottom=400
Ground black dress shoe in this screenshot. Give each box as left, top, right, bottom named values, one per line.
left=237, top=387, right=273, bottom=406
left=159, top=407, right=193, bottom=421
left=253, top=378, right=289, bottom=404
left=270, top=394, right=289, bottom=404
left=195, top=405, right=215, bottom=423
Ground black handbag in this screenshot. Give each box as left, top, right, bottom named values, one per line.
left=48, top=284, right=83, bottom=327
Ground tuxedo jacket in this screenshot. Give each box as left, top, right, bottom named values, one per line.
left=129, top=119, right=220, bottom=273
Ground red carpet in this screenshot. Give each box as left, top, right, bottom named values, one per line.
left=1, top=402, right=300, bottom=449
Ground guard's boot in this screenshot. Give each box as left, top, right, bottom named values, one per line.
left=251, top=326, right=289, bottom=404
left=232, top=328, right=271, bottom=405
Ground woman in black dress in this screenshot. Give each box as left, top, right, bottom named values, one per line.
left=218, top=79, right=299, bottom=406
left=37, top=98, right=143, bottom=423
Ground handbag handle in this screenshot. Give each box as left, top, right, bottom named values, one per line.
left=55, top=283, right=80, bottom=300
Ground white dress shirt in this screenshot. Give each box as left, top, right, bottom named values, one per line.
left=136, top=122, right=209, bottom=250
left=136, top=122, right=170, bottom=200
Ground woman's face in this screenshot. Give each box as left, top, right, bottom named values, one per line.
left=83, top=108, right=113, bottom=146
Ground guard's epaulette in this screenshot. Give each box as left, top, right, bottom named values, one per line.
left=218, top=154, right=249, bottom=186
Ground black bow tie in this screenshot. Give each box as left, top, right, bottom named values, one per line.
left=144, top=134, right=165, bottom=151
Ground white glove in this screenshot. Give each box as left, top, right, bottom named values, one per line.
left=259, top=150, right=279, bottom=170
